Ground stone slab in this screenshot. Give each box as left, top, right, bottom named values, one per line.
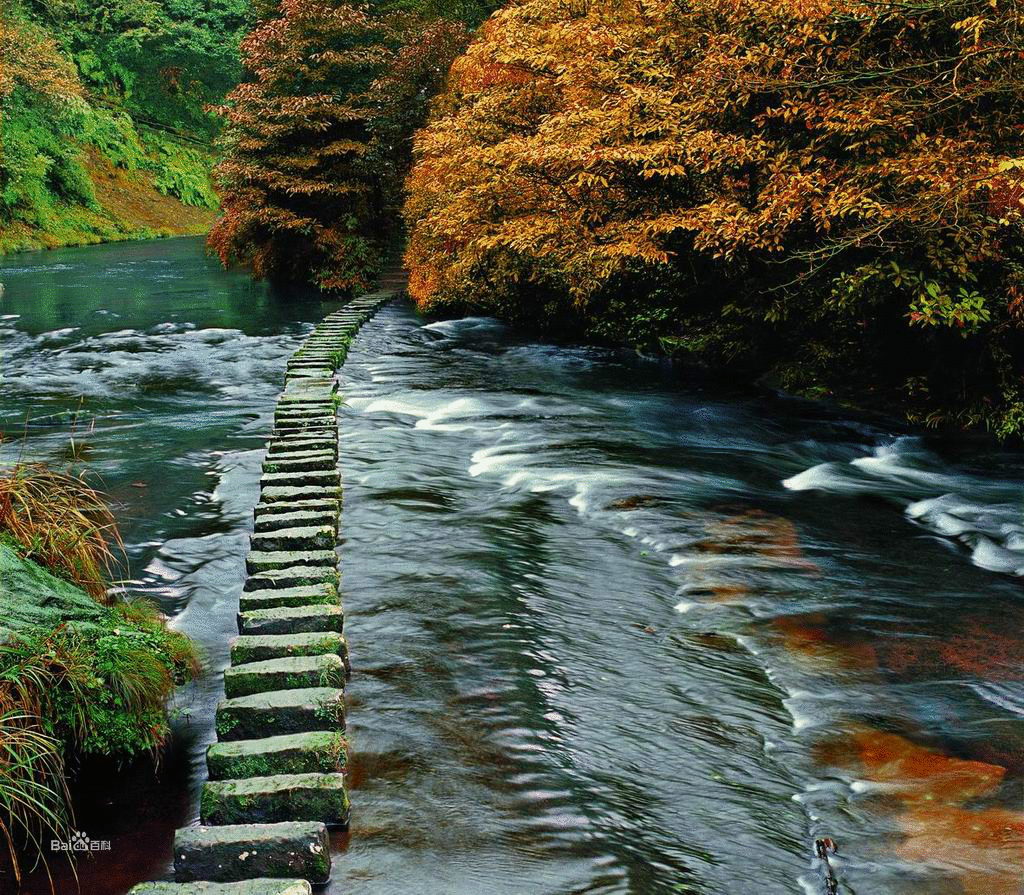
left=242, top=566, right=340, bottom=593
left=231, top=632, right=347, bottom=665
left=245, top=550, right=336, bottom=575
left=269, top=429, right=338, bottom=442
left=238, top=604, right=344, bottom=635
left=266, top=441, right=337, bottom=458
left=260, top=471, right=340, bottom=490
left=262, top=455, right=336, bottom=474
left=252, top=510, right=338, bottom=534
left=129, top=882, right=311, bottom=895
left=174, top=823, right=329, bottom=885
left=259, top=485, right=342, bottom=504
left=224, top=655, right=345, bottom=698
left=200, top=773, right=349, bottom=827
left=215, top=688, right=345, bottom=741
left=250, top=526, right=335, bottom=553
left=253, top=499, right=340, bottom=519
left=238, top=585, right=339, bottom=613
left=207, top=732, right=346, bottom=780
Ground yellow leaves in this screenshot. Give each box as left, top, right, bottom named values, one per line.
left=0, top=14, right=83, bottom=104
left=405, top=0, right=1024, bottom=338
left=996, top=159, right=1024, bottom=172
left=952, top=14, right=989, bottom=47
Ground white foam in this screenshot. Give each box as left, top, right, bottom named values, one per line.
left=468, top=448, right=533, bottom=478
left=971, top=536, right=1024, bottom=575
left=792, top=442, right=1024, bottom=579
left=970, top=681, right=1024, bottom=717
left=415, top=396, right=499, bottom=432
left=782, top=462, right=851, bottom=492
left=362, top=398, right=433, bottom=418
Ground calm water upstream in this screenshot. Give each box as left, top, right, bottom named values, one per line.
left=2, top=238, right=1023, bottom=895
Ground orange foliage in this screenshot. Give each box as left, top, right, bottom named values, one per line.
left=0, top=15, right=82, bottom=104
left=405, top=0, right=1024, bottom=433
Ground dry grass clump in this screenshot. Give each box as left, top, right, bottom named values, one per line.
left=0, top=463, right=123, bottom=599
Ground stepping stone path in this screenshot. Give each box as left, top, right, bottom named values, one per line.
left=129, top=288, right=397, bottom=895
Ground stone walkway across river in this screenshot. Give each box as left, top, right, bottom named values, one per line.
left=129, top=280, right=402, bottom=895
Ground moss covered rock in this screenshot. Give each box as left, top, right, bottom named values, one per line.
left=223, top=655, right=345, bottom=699
left=0, top=544, right=103, bottom=640
left=215, top=687, right=345, bottom=741
left=199, top=773, right=349, bottom=827
left=231, top=631, right=347, bottom=665
left=206, top=732, right=347, bottom=779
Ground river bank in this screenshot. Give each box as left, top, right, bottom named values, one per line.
left=0, top=237, right=342, bottom=894
left=0, top=150, right=215, bottom=256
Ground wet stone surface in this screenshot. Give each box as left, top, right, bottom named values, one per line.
left=231, top=631, right=348, bottom=665
left=174, top=823, right=330, bottom=884
left=206, top=733, right=347, bottom=780
left=199, top=773, right=350, bottom=827
left=215, top=687, right=346, bottom=741
left=223, top=654, right=346, bottom=699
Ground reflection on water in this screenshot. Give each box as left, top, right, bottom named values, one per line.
left=1, top=240, right=1023, bottom=895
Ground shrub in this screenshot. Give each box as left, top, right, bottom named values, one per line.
left=405, top=0, right=1024, bottom=434
left=0, top=460, right=200, bottom=881
left=0, top=603, right=200, bottom=758
left=0, top=464, right=122, bottom=600
left=0, top=601, right=199, bottom=883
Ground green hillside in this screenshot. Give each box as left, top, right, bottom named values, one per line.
left=0, top=0, right=250, bottom=253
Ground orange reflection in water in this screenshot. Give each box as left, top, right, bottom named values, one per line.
left=677, top=505, right=1024, bottom=892
left=838, top=729, right=1024, bottom=895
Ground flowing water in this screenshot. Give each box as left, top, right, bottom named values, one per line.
left=2, top=239, right=1023, bottom=895
left=0, top=238, right=333, bottom=894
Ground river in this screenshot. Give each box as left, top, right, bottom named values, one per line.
left=2, top=238, right=1022, bottom=895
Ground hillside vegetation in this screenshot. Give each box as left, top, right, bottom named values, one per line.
left=0, top=0, right=249, bottom=253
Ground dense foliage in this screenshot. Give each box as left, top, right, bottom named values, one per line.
left=20, top=0, right=250, bottom=135
left=0, top=462, right=200, bottom=883
left=210, top=0, right=494, bottom=293
left=405, top=0, right=1024, bottom=436
left=0, top=598, right=199, bottom=883
left=0, top=0, right=245, bottom=251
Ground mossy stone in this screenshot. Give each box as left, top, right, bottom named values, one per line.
left=206, top=732, right=347, bottom=779
left=200, top=773, right=349, bottom=827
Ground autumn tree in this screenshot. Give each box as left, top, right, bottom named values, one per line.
left=405, top=0, right=1024, bottom=435
left=209, top=0, right=396, bottom=292
left=210, top=0, right=486, bottom=294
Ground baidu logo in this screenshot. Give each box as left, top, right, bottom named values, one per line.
left=51, top=831, right=111, bottom=853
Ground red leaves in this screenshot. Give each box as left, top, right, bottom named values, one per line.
left=209, top=0, right=398, bottom=290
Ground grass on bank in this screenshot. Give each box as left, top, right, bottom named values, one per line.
left=0, top=463, right=121, bottom=600
left=0, top=463, right=200, bottom=886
